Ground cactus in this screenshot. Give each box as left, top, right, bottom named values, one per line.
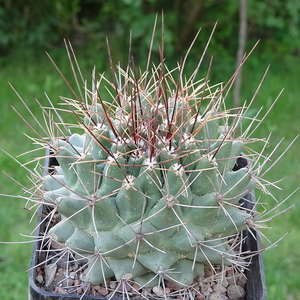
left=40, top=43, right=260, bottom=289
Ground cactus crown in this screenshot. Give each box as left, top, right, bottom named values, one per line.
left=5, top=25, right=295, bottom=299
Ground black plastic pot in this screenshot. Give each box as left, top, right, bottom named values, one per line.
left=239, top=193, right=267, bottom=300
left=28, top=156, right=267, bottom=300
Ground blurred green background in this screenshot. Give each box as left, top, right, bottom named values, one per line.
left=0, top=1, right=299, bottom=299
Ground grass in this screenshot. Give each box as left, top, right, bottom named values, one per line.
left=0, top=46, right=299, bottom=300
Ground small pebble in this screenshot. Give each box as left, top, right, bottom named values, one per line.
left=62, top=278, right=74, bottom=287
left=110, top=281, right=117, bottom=289
left=209, top=292, right=228, bottom=300
left=201, top=284, right=213, bottom=296
left=69, top=271, right=77, bottom=279
left=226, top=275, right=235, bottom=286
left=153, top=285, right=164, bottom=297
left=236, top=275, right=247, bottom=288
left=213, top=283, right=227, bottom=294
left=55, top=257, right=68, bottom=269
left=98, top=288, right=109, bottom=296
left=227, top=285, right=246, bottom=300
left=79, top=273, right=86, bottom=281
left=72, top=261, right=79, bottom=270
left=221, top=278, right=229, bottom=288
left=74, top=279, right=80, bottom=287
left=45, top=263, right=57, bottom=287
left=35, top=274, right=43, bottom=284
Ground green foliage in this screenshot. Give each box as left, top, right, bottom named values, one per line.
left=0, top=0, right=59, bottom=52
left=247, top=0, right=300, bottom=56
left=1, top=0, right=299, bottom=60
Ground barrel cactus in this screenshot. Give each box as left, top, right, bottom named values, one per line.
left=4, top=27, right=295, bottom=298
left=40, top=42, right=260, bottom=290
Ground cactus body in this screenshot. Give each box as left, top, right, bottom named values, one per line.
left=46, top=80, right=255, bottom=288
